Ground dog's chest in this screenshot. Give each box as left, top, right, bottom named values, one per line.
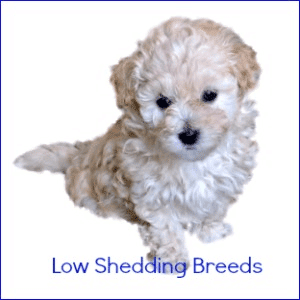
left=129, top=156, right=231, bottom=222
left=132, top=152, right=232, bottom=205
left=123, top=137, right=247, bottom=220
left=171, top=159, right=221, bottom=202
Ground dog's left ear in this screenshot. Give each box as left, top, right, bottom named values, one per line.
left=110, top=55, right=140, bottom=115
left=232, top=43, right=261, bottom=95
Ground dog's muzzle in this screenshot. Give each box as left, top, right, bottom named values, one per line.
left=178, top=126, right=200, bottom=146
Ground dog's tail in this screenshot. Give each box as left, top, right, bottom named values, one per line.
left=14, top=142, right=84, bottom=174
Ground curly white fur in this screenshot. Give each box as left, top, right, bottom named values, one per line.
left=14, top=17, right=260, bottom=268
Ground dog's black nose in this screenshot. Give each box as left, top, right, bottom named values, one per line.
left=178, top=127, right=200, bottom=146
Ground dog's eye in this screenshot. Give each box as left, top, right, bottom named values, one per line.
left=156, top=94, right=172, bottom=109
left=202, top=90, right=218, bottom=102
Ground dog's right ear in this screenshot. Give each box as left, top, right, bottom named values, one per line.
left=231, top=43, right=261, bottom=96
left=110, top=55, right=140, bottom=115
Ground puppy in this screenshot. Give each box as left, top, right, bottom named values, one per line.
left=15, top=17, right=260, bottom=267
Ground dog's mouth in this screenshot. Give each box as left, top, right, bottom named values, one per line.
left=160, top=126, right=219, bottom=162
left=174, top=135, right=216, bottom=162
left=185, top=145, right=197, bottom=151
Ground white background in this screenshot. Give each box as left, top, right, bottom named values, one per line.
left=2, top=1, right=299, bottom=299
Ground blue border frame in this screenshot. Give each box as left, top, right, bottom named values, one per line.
left=0, top=1, right=299, bottom=299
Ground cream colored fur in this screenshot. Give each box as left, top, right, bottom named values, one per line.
left=14, top=17, right=260, bottom=268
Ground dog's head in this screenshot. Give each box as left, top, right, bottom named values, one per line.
left=110, top=18, right=260, bottom=161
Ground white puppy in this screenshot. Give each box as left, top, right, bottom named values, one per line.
left=15, top=17, right=260, bottom=268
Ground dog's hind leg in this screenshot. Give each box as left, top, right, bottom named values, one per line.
left=65, top=163, right=102, bottom=216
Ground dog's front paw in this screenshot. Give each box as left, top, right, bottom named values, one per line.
left=147, top=247, right=190, bottom=274
left=198, top=222, right=232, bottom=243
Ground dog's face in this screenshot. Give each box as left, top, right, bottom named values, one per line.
left=110, top=18, right=260, bottom=161
left=135, top=39, right=238, bottom=161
